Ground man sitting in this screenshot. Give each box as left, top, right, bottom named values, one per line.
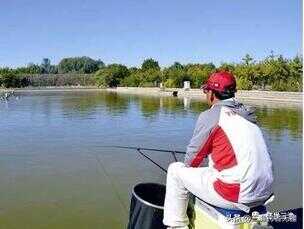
left=163, top=71, right=274, bottom=229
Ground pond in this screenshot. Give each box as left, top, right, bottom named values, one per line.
left=0, top=90, right=302, bottom=229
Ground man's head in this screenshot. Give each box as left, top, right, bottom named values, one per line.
left=201, top=71, right=237, bottom=106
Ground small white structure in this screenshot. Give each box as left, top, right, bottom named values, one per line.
left=183, top=81, right=190, bottom=91
left=159, top=82, right=165, bottom=91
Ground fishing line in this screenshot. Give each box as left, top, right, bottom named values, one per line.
left=100, top=146, right=183, bottom=174
left=94, top=146, right=184, bottom=214
left=90, top=152, right=129, bottom=217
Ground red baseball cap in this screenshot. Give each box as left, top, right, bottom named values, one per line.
left=201, top=71, right=236, bottom=93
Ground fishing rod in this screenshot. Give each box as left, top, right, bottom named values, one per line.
left=136, top=148, right=167, bottom=173
left=98, top=145, right=186, bottom=154
left=99, top=145, right=186, bottom=173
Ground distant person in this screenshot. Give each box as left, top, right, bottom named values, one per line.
left=163, top=71, right=274, bottom=229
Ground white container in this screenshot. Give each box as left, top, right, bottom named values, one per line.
left=184, top=81, right=190, bottom=90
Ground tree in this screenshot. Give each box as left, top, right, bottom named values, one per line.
left=41, top=58, right=51, bottom=74
left=27, top=63, right=42, bottom=74
left=270, top=55, right=290, bottom=91
left=97, top=59, right=105, bottom=69
left=121, top=70, right=142, bottom=87
left=170, top=62, right=184, bottom=70
left=141, top=58, right=160, bottom=71
left=288, top=56, right=302, bottom=81
left=185, top=63, right=215, bottom=88
left=218, top=63, right=235, bottom=72
left=0, top=54, right=301, bottom=91
left=233, top=63, right=256, bottom=89
left=95, top=64, right=129, bottom=87
left=242, top=54, right=254, bottom=66
left=58, top=57, right=101, bottom=73
left=163, top=66, right=189, bottom=88
left=0, top=72, right=29, bottom=88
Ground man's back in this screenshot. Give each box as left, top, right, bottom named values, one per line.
left=213, top=105, right=273, bottom=203
left=185, top=99, right=273, bottom=204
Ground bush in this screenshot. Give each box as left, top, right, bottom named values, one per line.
left=164, top=79, right=176, bottom=88
left=140, top=82, right=155, bottom=87
left=121, top=74, right=141, bottom=87
left=286, top=79, right=302, bottom=92
left=95, top=64, right=129, bottom=87
left=271, top=80, right=288, bottom=91
left=0, top=73, right=29, bottom=88
left=26, top=74, right=95, bottom=87
left=237, top=77, right=253, bottom=90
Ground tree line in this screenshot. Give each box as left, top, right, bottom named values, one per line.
left=0, top=54, right=302, bottom=91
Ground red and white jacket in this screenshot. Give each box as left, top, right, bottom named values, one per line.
left=184, top=98, right=273, bottom=204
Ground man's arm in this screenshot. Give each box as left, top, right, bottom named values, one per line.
left=184, top=108, right=220, bottom=167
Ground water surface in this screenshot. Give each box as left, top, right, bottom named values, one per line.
left=0, top=91, right=302, bottom=229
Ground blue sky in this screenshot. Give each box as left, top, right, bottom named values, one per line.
left=0, top=0, right=301, bottom=68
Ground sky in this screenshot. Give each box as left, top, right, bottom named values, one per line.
left=0, top=0, right=302, bottom=68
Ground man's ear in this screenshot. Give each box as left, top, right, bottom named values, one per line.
left=210, top=91, right=215, bottom=103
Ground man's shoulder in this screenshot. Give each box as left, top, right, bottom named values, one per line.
left=198, top=105, right=221, bottom=119
left=197, top=106, right=221, bottom=124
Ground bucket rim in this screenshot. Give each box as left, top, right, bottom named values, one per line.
left=132, top=182, right=165, bottom=210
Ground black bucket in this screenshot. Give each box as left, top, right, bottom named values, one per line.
left=127, top=183, right=166, bottom=229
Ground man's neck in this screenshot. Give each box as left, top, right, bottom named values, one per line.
left=211, top=97, right=235, bottom=108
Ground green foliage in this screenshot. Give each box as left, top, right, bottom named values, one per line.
left=26, top=63, right=43, bottom=74
left=95, top=64, right=129, bottom=87
left=170, top=62, right=184, bottom=70
left=164, top=78, right=175, bottom=88
left=140, top=82, right=156, bottom=87
left=26, top=74, right=95, bottom=87
left=218, top=63, right=235, bottom=72
left=162, top=65, right=189, bottom=88
left=285, top=78, right=302, bottom=92
left=0, top=54, right=302, bottom=91
left=271, top=80, right=288, bottom=91
left=287, top=56, right=303, bottom=91
left=41, top=58, right=51, bottom=73
left=0, top=72, right=29, bottom=88
left=242, top=54, right=254, bottom=66
left=236, top=77, right=253, bottom=90
left=0, top=67, right=14, bottom=75
left=141, top=58, right=160, bottom=71
left=139, top=69, right=162, bottom=86
left=185, top=64, right=215, bottom=88
left=58, top=56, right=103, bottom=74
left=121, top=68, right=142, bottom=87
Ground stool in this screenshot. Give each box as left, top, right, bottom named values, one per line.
left=190, top=198, right=269, bottom=229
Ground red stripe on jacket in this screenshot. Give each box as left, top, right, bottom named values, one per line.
left=211, top=126, right=237, bottom=171
left=190, top=126, right=237, bottom=171
left=190, top=130, right=214, bottom=167
left=213, top=179, right=240, bottom=202
left=190, top=125, right=240, bottom=202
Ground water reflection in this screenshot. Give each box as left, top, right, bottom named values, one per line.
left=183, top=97, right=191, bottom=110
left=60, top=92, right=130, bottom=118
left=139, top=96, right=161, bottom=118
left=9, top=91, right=302, bottom=140
left=255, top=106, right=302, bottom=140
left=57, top=92, right=302, bottom=138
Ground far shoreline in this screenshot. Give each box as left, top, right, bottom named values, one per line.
left=1, top=86, right=302, bottom=108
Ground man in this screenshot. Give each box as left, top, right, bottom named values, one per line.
left=163, top=71, right=273, bottom=229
